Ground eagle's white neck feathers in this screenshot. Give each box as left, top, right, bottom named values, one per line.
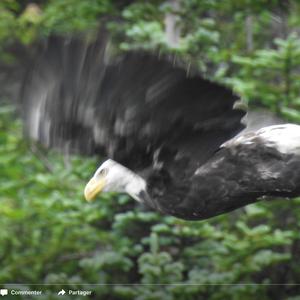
left=94, top=159, right=147, bottom=202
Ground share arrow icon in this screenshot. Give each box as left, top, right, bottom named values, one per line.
left=58, top=289, right=66, bottom=296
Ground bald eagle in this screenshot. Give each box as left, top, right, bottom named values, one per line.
left=21, top=35, right=300, bottom=220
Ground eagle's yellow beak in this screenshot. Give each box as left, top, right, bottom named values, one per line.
left=84, top=176, right=106, bottom=202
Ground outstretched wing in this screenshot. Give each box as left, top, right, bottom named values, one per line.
left=21, top=34, right=245, bottom=175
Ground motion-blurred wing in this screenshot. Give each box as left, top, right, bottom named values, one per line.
left=21, top=35, right=245, bottom=174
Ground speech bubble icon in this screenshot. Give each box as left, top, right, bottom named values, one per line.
left=0, top=289, right=8, bottom=296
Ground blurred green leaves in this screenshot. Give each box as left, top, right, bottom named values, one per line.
left=0, top=0, right=114, bottom=58
left=41, top=0, right=114, bottom=34
left=227, top=33, right=300, bottom=121
left=2, top=106, right=300, bottom=299
left=1, top=0, right=300, bottom=299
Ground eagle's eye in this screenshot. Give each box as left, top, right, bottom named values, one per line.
left=98, top=168, right=108, bottom=177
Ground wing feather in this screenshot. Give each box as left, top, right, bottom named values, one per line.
left=21, top=34, right=245, bottom=173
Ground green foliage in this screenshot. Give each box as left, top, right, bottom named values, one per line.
left=116, top=2, right=165, bottom=51
left=1, top=0, right=300, bottom=299
left=0, top=0, right=114, bottom=60
left=41, top=0, right=114, bottom=35
left=228, top=33, right=300, bottom=121
left=1, top=108, right=300, bottom=299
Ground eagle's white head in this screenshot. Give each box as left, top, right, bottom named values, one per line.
left=84, top=159, right=147, bottom=202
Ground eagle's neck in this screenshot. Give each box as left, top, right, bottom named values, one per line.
left=122, top=169, right=157, bottom=209
left=124, top=173, right=148, bottom=203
